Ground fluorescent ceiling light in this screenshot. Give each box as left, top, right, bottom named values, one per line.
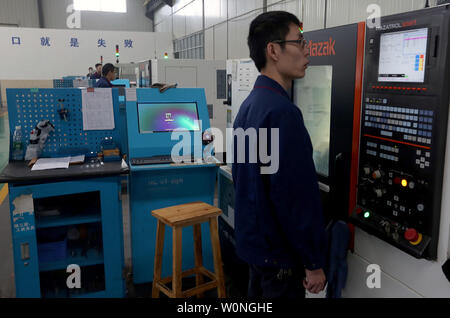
left=73, top=0, right=127, bottom=13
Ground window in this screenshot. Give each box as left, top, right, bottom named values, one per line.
left=293, top=66, right=333, bottom=177
left=173, top=32, right=204, bottom=59
left=73, top=0, right=127, bottom=13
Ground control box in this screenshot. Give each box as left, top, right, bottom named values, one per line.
left=351, top=6, right=450, bottom=259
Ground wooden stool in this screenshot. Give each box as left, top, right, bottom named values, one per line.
left=151, top=201, right=226, bottom=298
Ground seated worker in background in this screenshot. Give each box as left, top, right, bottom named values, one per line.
left=90, top=63, right=102, bottom=79
left=95, top=63, right=116, bottom=88
left=87, top=67, right=94, bottom=78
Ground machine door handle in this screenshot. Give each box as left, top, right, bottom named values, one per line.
left=20, top=243, right=30, bottom=260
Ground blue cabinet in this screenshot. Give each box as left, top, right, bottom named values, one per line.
left=9, top=177, right=125, bottom=298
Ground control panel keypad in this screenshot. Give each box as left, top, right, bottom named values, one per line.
left=364, top=103, right=434, bottom=145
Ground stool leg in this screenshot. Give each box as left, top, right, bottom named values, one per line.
left=193, top=224, right=204, bottom=298
left=173, top=226, right=183, bottom=298
left=209, top=217, right=226, bottom=298
left=152, top=220, right=165, bottom=298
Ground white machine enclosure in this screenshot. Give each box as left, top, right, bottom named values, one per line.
left=225, top=59, right=260, bottom=160
left=226, top=58, right=260, bottom=125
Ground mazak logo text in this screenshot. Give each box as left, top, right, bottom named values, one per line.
left=308, top=38, right=336, bottom=57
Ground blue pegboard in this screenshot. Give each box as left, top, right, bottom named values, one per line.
left=6, top=88, right=126, bottom=158
left=53, top=80, right=74, bottom=88
left=53, top=79, right=97, bottom=88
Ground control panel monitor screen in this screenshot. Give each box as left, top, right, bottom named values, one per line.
left=138, top=102, right=200, bottom=133
left=378, top=28, right=428, bottom=83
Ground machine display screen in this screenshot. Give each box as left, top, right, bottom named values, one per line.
left=293, top=65, right=333, bottom=177
left=138, top=102, right=200, bottom=133
left=378, top=28, right=428, bottom=83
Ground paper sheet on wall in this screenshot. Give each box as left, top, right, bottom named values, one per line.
left=81, top=88, right=115, bottom=130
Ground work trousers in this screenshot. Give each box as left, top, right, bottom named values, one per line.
left=247, top=264, right=306, bottom=298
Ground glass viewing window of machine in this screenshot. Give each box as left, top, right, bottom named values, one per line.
left=138, top=103, right=200, bottom=133
left=378, top=28, right=428, bottom=83
left=293, top=66, right=333, bottom=177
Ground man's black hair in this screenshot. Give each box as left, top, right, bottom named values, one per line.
left=102, top=63, right=115, bottom=77
left=95, top=63, right=102, bottom=68
left=248, top=11, right=302, bottom=72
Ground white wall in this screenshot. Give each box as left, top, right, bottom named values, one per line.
left=154, top=0, right=436, bottom=60
left=41, top=0, right=153, bottom=32
left=0, top=27, right=172, bottom=80
left=0, top=0, right=40, bottom=28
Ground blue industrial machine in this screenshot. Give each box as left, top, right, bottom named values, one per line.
left=0, top=88, right=128, bottom=297
left=126, top=88, right=219, bottom=284
left=53, top=79, right=97, bottom=88
left=111, top=79, right=130, bottom=88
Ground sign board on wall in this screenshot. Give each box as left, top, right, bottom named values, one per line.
left=0, top=27, right=173, bottom=80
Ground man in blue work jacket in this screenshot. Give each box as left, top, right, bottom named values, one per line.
left=90, top=63, right=102, bottom=80
left=232, top=11, right=327, bottom=298
left=95, top=63, right=115, bottom=88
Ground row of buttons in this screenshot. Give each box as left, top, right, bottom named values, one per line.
left=366, top=98, right=387, bottom=104
left=365, top=122, right=417, bottom=135
left=380, top=145, right=399, bottom=153
left=419, top=117, right=433, bottom=124
left=366, top=110, right=418, bottom=121
left=418, top=123, right=433, bottom=130
left=371, top=86, right=428, bottom=91
left=367, top=116, right=414, bottom=128
left=366, top=104, right=419, bottom=114
left=417, top=137, right=432, bottom=144
left=404, top=134, right=432, bottom=144
left=380, top=153, right=399, bottom=162
left=367, top=116, right=413, bottom=127
left=419, top=110, right=434, bottom=116
left=418, top=130, right=432, bottom=138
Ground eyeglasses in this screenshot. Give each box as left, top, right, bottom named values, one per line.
left=272, top=38, right=308, bottom=49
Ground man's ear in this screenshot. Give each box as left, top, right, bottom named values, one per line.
left=266, top=42, right=280, bottom=63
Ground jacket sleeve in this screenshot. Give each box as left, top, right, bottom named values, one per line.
left=268, top=107, right=327, bottom=270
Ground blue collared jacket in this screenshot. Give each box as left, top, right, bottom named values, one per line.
left=95, top=77, right=112, bottom=88
left=232, top=75, right=327, bottom=270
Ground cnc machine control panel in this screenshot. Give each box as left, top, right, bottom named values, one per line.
left=351, top=6, right=450, bottom=259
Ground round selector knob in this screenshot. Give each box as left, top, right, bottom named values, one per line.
left=372, top=170, right=382, bottom=180
left=417, top=204, right=425, bottom=212
left=404, top=228, right=418, bottom=242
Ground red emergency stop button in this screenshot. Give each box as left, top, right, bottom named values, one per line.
left=404, top=228, right=418, bottom=241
